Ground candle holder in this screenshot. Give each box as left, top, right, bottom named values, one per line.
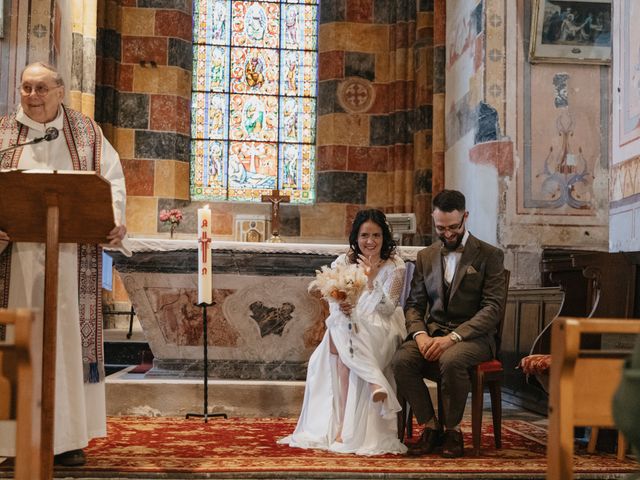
left=267, top=231, right=284, bottom=243
left=186, top=301, right=228, bottom=423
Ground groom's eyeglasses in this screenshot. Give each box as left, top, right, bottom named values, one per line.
left=434, top=216, right=465, bottom=234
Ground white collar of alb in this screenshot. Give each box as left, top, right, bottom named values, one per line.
left=16, top=105, right=64, bottom=133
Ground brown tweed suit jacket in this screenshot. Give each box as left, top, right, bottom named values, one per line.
left=404, top=233, right=506, bottom=356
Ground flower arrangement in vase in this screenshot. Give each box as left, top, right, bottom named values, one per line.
left=159, top=208, right=183, bottom=238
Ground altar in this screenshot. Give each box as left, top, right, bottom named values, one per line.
left=108, top=239, right=421, bottom=380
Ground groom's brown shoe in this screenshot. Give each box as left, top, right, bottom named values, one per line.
left=441, top=430, right=464, bottom=458
left=406, top=427, right=443, bottom=456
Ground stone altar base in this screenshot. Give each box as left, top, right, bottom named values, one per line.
left=145, top=358, right=308, bottom=380
left=105, top=367, right=438, bottom=418
left=108, top=239, right=420, bottom=381
left=106, top=367, right=306, bottom=417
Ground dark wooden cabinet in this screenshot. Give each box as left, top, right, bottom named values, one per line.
left=502, top=287, right=563, bottom=414
left=541, top=249, right=637, bottom=319
left=502, top=249, right=639, bottom=414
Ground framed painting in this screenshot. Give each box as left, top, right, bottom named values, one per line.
left=615, top=0, right=640, bottom=147
left=529, top=0, right=612, bottom=64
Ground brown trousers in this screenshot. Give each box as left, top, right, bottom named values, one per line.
left=392, top=336, right=492, bottom=429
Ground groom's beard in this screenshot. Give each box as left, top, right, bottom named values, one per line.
left=440, top=230, right=464, bottom=251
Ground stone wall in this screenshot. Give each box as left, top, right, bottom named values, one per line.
left=95, top=0, right=440, bottom=244
left=96, top=0, right=193, bottom=235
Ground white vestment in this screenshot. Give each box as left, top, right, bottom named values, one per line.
left=279, top=254, right=408, bottom=455
left=0, top=105, right=126, bottom=455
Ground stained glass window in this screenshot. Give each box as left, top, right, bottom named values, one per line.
left=191, top=0, right=318, bottom=204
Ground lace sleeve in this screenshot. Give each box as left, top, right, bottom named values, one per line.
left=384, top=260, right=406, bottom=306
left=371, top=257, right=406, bottom=317
left=330, top=252, right=350, bottom=269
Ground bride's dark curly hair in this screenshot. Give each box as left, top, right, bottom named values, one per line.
left=347, top=209, right=397, bottom=264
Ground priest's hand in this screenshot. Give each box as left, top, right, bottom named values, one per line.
left=107, top=224, right=127, bottom=245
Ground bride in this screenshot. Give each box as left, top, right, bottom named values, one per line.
left=279, top=209, right=408, bottom=455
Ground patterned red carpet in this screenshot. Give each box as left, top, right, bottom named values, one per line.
left=1, top=416, right=638, bottom=479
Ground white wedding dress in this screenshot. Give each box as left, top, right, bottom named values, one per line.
left=279, top=254, right=408, bottom=455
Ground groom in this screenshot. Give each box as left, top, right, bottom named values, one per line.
left=392, top=189, right=506, bottom=458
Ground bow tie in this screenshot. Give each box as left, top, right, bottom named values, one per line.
left=441, top=245, right=464, bottom=256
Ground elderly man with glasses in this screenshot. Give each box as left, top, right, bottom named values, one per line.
left=0, top=62, right=127, bottom=466
left=392, top=189, right=506, bottom=458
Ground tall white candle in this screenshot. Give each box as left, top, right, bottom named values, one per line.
left=197, top=205, right=212, bottom=304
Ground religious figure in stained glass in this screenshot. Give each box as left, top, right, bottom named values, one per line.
left=229, top=147, right=274, bottom=189
left=285, top=7, right=299, bottom=48
left=229, top=153, right=249, bottom=186
left=191, top=0, right=318, bottom=203
left=243, top=99, right=265, bottom=136
left=209, top=95, right=225, bottom=135
left=207, top=142, right=224, bottom=185
left=211, top=50, right=225, bottom=89
left=212, top=3, right=227, bottom=42
left=245, top=56, right=265, bottom=89
left=283, top=99, right=298, bottom=141
left=245, top=4, right=267, bottom=43
left=285, top=54, right=298, bottom=95
left=283, top=145, right=298, bottom=188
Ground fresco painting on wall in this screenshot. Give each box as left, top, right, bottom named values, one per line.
left=529, top=0, right=611, bottom=64
left=447, top=1, right=482, bottom=69
left=618, top=0, right=640, bottom=147
left=520, top=67, right=601, bottom=215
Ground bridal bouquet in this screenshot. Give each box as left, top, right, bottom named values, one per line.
left=309, top=262, right=367, bottom=357
left=308, top=262, right=367, bottom=309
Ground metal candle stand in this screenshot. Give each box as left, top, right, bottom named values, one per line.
left=186, top=302, right=228, bottom=423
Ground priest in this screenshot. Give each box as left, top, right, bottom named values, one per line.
left=0, top=62, right=127, bottom=466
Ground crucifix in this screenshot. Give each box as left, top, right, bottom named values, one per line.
left=261, top=189, right=290, bottom=241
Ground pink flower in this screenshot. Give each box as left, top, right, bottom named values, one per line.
left=159, top=209, right=183, bottom=226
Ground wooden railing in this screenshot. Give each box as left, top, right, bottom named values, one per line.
left=547, top=317, right=640, bottom=480
left=0, top=308, right=39, bottom=480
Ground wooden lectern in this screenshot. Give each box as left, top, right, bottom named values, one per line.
left=0, top=170, right=115, bottom=480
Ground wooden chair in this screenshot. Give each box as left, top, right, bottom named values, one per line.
left=0, top=308, right=39, bottom=480
left=399, top=269, right=510, bottom=456
left=519, top=271, right=602, bottom=392
left=468, top=269, right=510, bottom=455
left=547, top=317, right=640, bottom=480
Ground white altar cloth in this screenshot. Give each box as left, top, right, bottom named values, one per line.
left=123, top=238, right=422, bottom=261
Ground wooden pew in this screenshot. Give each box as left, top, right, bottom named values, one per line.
left=547, top=317, right=640, bottom=480
left=0, top=309, right=39, bottom=480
